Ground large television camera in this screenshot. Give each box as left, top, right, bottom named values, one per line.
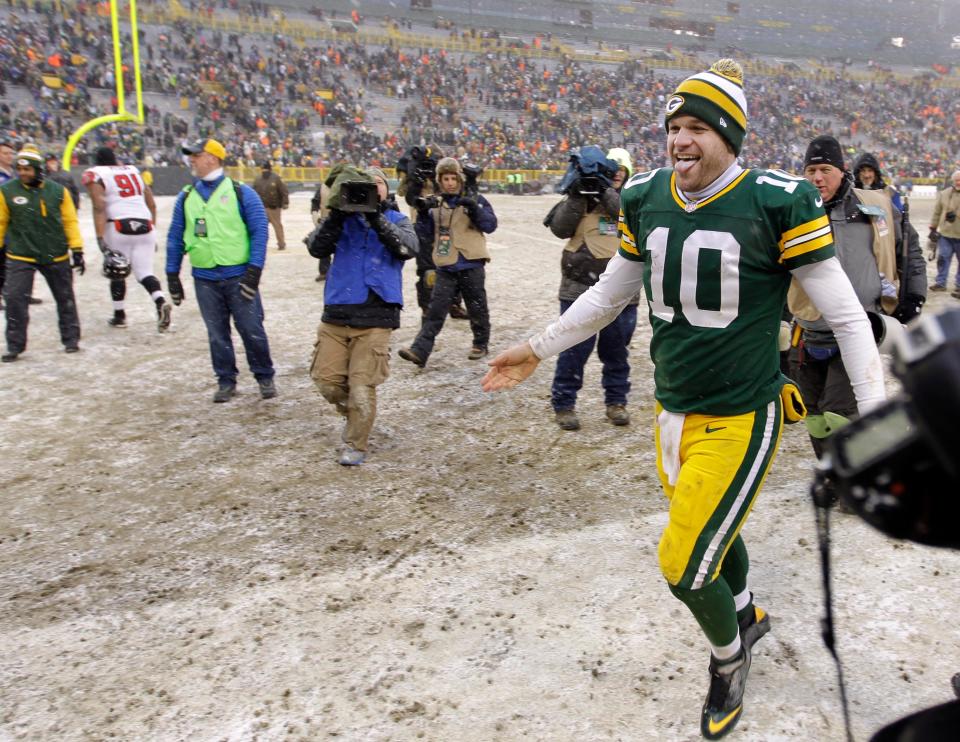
left=558, top=145, right=620, bottom=198
left=397, top=145, right=438, bottom=185
left=822, top=308, right=960, bottom=547
left=338, top=180, right=379, bottom=213
left=462, top=162, right=483, bottom=197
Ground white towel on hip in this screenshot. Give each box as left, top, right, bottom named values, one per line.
left=657, top=409, right=686, bottom=486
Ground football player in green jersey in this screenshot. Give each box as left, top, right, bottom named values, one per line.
left=482, top=59, right=886, bottom=739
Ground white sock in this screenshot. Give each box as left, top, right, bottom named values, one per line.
left=151, top=291, right=165, bottom=302
left=712, top=635, right=742, bottom=662
left=113, top=301, right=125, bottom=311
left=733, top=589, right=752, bottom=613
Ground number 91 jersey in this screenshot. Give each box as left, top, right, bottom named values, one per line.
left=618, top=167, right=834, bottom=415
left=81, top=165, right=151, bottom=221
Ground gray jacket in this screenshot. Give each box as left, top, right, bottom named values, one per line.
left=800, top=185, right=926, bottom=346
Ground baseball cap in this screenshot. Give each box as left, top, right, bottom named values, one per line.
left=181, top=138, right=227, bottom=160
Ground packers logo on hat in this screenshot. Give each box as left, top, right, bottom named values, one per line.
left=15, top=145, right=43, bottom=169
left=665, top=96, right=684, bottom=116
left=664, top=59, right=748, bottom=155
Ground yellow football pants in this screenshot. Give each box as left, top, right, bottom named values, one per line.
left=654, top=397, right=784, bottom=590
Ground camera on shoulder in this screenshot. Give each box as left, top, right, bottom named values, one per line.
left=339, top=181, right=379, bottom=213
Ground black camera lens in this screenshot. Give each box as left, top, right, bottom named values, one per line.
left=946, top=210, right=956, bottom=223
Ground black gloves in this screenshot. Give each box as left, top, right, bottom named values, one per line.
left=364, top=211, right=415, bottom=259
left=97, top=236, right=108, bottom=254
left=892, top=294, right=925, bottom=324
left=239, top=265, right=262, bottom=301
left=167, top=273, right=184, bottom=305
left=304, top=225, right=323, bottom=258
left=928, top=227, right=940, bottom=242
left=326, top=208, right=347, bottom=226
left=363, top=210, right=388, bottom=233
left=71, top=251, right=85, bottom=275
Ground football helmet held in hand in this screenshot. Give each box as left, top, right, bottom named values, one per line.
left=101, top=250, right=131, bottom=280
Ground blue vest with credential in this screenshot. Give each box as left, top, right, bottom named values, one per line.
left=324, top=210, right=407, bottom=306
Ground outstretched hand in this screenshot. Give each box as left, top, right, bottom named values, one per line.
left=481, top=342, right=540, bottom=392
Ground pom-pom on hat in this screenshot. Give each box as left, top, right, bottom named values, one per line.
left=664, top=59, right=748, bottom=155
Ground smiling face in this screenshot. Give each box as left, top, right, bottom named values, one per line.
left=667, top=115, right=736, bottom=193
left=857, top=166, right=877, bottom=187
left=803, top=163, right=844, bottom=202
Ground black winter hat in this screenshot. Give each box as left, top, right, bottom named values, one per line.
left=852, top=152, right=885, bottom=187
left=804, top=135, right=845, bottom=170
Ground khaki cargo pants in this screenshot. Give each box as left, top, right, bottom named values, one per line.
left=310, top=323, right=391, bottom=451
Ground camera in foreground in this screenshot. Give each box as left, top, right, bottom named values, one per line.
left=338, top=181, right=379, bottom=213
left=822, top=308, right=960, bottom=548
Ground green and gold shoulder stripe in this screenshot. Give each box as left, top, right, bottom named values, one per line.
left=778, top=214, right=832, bottom=263
left=618, top=209, right=640, bottom=259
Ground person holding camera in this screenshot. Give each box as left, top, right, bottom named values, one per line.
left=306, top=166, right=417, bottom=466
left=309, top=181, right=332, bottom=281
left=398, top=157, right=498, bottom=367
left=791, top=135, right=927, bottom=462
left=544, top=146, right=638, bottom=430
left=397, top=145, right=469, bottom=321
left=483, top=60, right=886, bottom=739
left=165, top=138, right=277, bottom=403
left=929, top=170, right=960, bottom=297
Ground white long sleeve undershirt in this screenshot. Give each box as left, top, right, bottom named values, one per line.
left=528, top=254, right=886, bottom=414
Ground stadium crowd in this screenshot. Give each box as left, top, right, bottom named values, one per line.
left=0, top=0, right=958, bottom=179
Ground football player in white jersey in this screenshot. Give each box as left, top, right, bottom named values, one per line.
left=82, top=146, right=171, bottom=331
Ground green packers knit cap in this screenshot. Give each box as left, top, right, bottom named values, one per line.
left=664, top=59, right=748, bottom=155
left=15, top=145, right=44, bottom=169
left=804, top=135, right=845, bottom=171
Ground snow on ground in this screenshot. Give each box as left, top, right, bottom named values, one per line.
left=1, top=191, right=957, bottom=741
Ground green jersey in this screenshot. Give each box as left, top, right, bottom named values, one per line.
left=618, top=167, right=834, bottom=415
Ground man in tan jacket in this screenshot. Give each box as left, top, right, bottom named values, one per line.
left=398, top=157, right=498, bottom=367
left=252, top=161, right=289, bottom=250
left=930, top=170, right=960, bottom=297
